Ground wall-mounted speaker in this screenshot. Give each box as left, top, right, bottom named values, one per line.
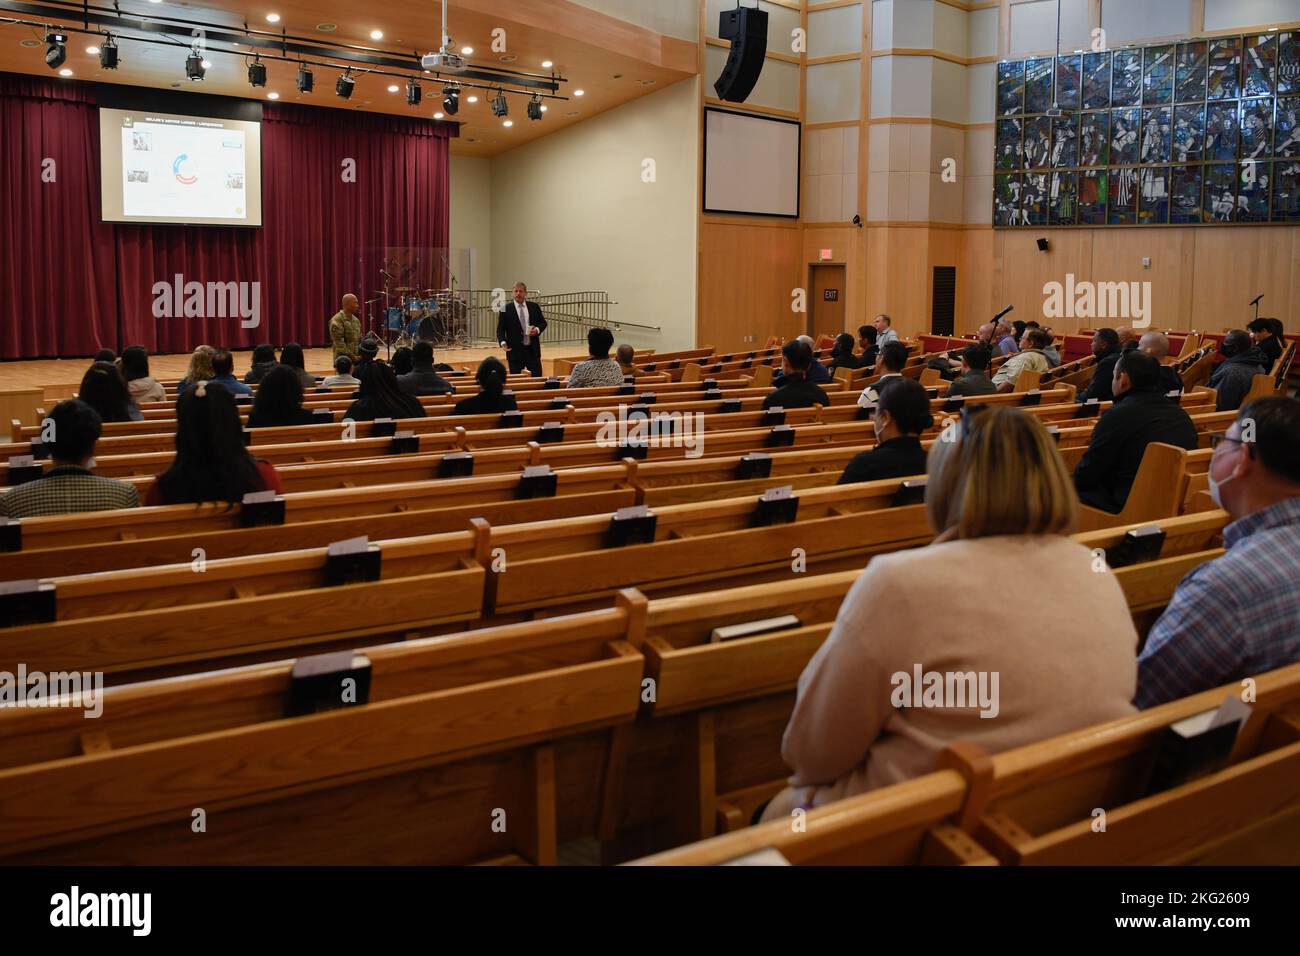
left=1036, top=237, right=1050, bottom=252
left=714, top=6, right=769, bottom=103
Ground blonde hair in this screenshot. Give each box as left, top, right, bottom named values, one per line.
left=925, top=406, right=1078, bottom=539
left=186, top=345, right=216, bottom=383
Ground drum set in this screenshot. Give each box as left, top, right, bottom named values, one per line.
left=369, top=287, right=471, bottom=350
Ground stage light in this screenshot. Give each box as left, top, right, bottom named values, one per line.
left=248, top=57, right=267, bottom=87
left=99, top=36, right=118, bottom=69
left=527, top=95, right=543, bottom=121
left=406, top=77, right=422, bottom=106
left=44, top=34, right=67, bottom=70
left=186, top=48, right=205, bottom=81
left=442, top=85, right=460, bottom=115
left=491, top=89, right=508, bottom=117
left=336, top=71, right=355, bottom=99
left=297, top=64, right=314, bottom=92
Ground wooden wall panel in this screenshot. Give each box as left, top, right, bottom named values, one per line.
left=1189, top=228, right=1299, bottom=333
left=698, top=219, right=803, bottom=352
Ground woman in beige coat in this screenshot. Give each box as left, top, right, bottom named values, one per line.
left=762, top=406, right=1138, bottom=821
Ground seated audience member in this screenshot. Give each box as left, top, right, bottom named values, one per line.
left=353, top=337, right=381, bottom=384
left=1026, top=323, right=1062, bottom=366
left=873, top=314, right=900, bottom=348
left=79, top=361, right=142, bottom=422
left=145, top=381, right=281, bottom=505
left=1136, top=397, right=1300, bottom=707
left=209, top=349, right=253, bottom=396
left=279, top=343, right=318, bottom=389
left=838, top=379, right=933, bottom=485
left=93, top=348, right=117, bottom=364
left=761, top=407, right=1137, bottom=819
left=1139, top=331, right=1184, bottom=396
left=119, top=345, right=166, bottom=404
left=1078, top=328, right=1123, bottom=403
left=177, top=345, right=216, bottom=396
left=1012, top=320, right=1027, bottom=342
left=616, top=344, right=637, bottom=377
left=247, top=365, right=315, bottom=428
left=398, top=341, right=456, bottom=396
left=764, top=339, right=830, bottom=410
left=343, top=362, right=426, bottom=422
left=995, top=320, right=1018, bottom=356
left=1116, top=326, right=1138, bottom=352
left=567, top=327, right=625, bottom=388
left=856, top=325, right=879, bottom=369
left=322, top=355, right=361, bottom=388
left=244, top=344, right=279, bottom=384
left=392, top=346, right=415, bottom=377
left=827, top=333, right=859, bottom=377
left=453, top=357, right=518, bottom=416
left=857, top=342, right=909, bottom=406
left=1072, top=350, right=1198, bottom=513
left=0, top=400, right=138, bottom=518
left=1208, top=330, right=1268, bottom=411
left=946, top=344, right=998, bottom=397
left=991, top=328, right=1052, bottom=392
left=798, top=335, right=833, bottom=384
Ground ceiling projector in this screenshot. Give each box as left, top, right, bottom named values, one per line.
left=421, top=50, right=467, bottom=72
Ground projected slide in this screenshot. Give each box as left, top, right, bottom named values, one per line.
left=100, top=108, right=263, bottom=226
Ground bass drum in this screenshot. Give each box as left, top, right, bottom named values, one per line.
left=416, top=314, right=445, bottom=343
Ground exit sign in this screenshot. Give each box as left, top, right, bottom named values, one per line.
left=819, top=249, right=833, bottom=261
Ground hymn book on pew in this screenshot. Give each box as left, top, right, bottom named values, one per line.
left=710, top=615, right=802, bottom=644
left=1144, top=694, right=1253, bottom=795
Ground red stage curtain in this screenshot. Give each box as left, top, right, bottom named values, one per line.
left=0, top=72, right=453, bottom=359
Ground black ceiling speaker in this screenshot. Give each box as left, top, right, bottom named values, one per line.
left=714, top=5, right=768, bottom=103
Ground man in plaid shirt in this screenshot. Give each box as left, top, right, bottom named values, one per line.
left=0, top=400, right=139, bottom=519
left=1136, top=396, right=1300, bottom=708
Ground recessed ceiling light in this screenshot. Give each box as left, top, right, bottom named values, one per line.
left=370, top=30, right=384, bottom=40
left=58, top=68, right=72, bottom=76
left=170, top=82, right=181, bottom=88
left=542, top=60, right=552, bottom=69
left=503, top=120, right=513, bottom=127
left=267, top=13, right=280, bottom=23
left=433, top=112, right=444, bottom=119
left=317, top=23, right=336, bottom=31
left=20, top=39, right=40, bottom=48
left=574, top=89, right=585, bottom=97
left=461, top=46, right=473, bottom=55
left=467, top=95, right=478, bottom=103
left=567, top=110, right=580, bottom=117
left=499, top=54, right=516, bottom=63
left=86, top=45, right=100, bottom=55
left=641, top=79, right=657, bottom=86
left=267, top=91, right=280, bottom=99
left=387, top=84, right=399, bottom=93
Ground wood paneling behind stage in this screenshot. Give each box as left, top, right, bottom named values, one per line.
left=698, top=218, right=803, bottom=353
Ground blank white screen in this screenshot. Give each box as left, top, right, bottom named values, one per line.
left=704, top=108, right=800, bottom=217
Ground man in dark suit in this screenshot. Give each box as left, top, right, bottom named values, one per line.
left=496, top=282, right=547, bottom=376
left=1073, top=350, right=1198, bottom=513
left=763, top=339, right=830, bottom=410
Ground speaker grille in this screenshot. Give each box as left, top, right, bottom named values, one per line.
left=931, top=266, right=956, bottom=336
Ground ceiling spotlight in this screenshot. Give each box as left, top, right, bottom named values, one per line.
left=247, top=57, right=267, bottom=87
left=491, top=89, right=508, bottom=117
left=527, top=95, right=542, bottom=121
left=58, top=68, right=72, bottom=77
left=297, top=64, right=314, bottom=92
left=266, top=13, right=280, bottom=23
left=406, top=77, right=422, bottom=106
left=44, top=33, right=67, bottom=70
left=336, top=71, right=355, bottom=99
left=433, top=112, right=444, bottom=120
left=467, top=95, right=478, bottom=104
left=443, top=84, right=460, bottom=115
left=186, top=48, right=205, bottom=81
left=99, top=36, right=118, bottom=69
left=574, top=89, right=585, bottom=97
left=503, top=120, right=513, bottom=128
left=370, top=29, right=384, bottom=40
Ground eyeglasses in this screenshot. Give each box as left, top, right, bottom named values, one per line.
left=1209, top=432, right=1243, bottom=449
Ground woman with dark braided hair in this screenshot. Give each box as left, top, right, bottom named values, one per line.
left=144, top=380, right=281, bottom=505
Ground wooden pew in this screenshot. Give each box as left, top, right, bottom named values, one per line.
left=0, top=606, right=646, bottom=865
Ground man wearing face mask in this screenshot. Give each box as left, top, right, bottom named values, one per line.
left=838, top=378, right=933, bottom=485
left=1135, top=396, right=1300, bottom=708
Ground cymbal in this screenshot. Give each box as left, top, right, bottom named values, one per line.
left=394, top=286, right=416, bottom=292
